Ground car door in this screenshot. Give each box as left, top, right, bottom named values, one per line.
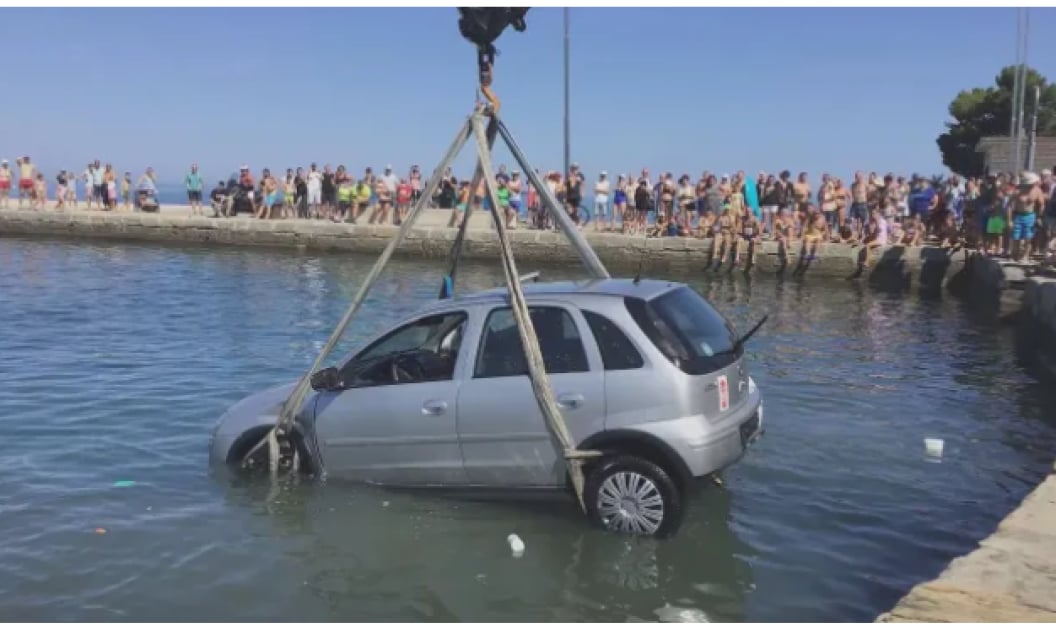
left=456, top=303, right=606, bottom=488
left=313, top=310, right=470, bottom=486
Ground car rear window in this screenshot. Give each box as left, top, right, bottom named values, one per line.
left=624, top=287, right=740, bottom=374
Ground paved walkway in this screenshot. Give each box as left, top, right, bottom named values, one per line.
left=877, top=462, right=1056, bottom=622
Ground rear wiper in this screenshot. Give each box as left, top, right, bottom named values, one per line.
left=733, top=314, right=769, bottom=351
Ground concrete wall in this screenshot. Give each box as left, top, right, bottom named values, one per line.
left=0, top=210, right=966, bottom=285
left=877, top=463, right=1056, bottom=622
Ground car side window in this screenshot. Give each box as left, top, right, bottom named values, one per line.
left=583, top=310, right=644, bottom=370
left=343, top=312, right=467, bottom=387
left=475, top=307, right=589, bottom=378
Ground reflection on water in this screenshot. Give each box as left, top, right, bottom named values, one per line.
left=0, top=236, right=1054, bottom=621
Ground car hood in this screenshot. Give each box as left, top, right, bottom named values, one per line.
left=215, top=380, right=311, bottom=435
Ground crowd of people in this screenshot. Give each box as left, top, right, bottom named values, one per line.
left=0, top=156, right=161, bottom=212
left=3, top=155, right=1055, bottom=266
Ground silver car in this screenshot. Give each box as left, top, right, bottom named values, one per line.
left=210, top=278, right=764, bottom=537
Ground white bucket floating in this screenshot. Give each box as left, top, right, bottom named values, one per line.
left=924, top=438, right=944, bottom=458
left=507, top=533, right=525, bottom=558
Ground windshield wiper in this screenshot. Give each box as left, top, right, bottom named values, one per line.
left=708, top=314, right=770, bottom=358
left=733, top=314, right=769, bottom=351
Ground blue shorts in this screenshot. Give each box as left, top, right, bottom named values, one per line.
left=1011, top=212, right=1036, bottom=241
left=850, top=202, right=869, bottom=222
left=509, top=199, right=521, bottom=210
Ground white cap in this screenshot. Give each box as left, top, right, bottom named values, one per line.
left=1, top=158, right=6, bottom=164
left=240, top=164, right=249, bottom=170
left=600, top=170, right=607, bottom=176
left=1021, top=171, right=1040, bottom=185
left=1042, top=169, right=1052, bottom=177
left=721, top=173, right=730, bottom=179
left=385, top=164, right=393, bottom=170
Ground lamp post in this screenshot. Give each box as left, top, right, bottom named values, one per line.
left=563, top=7, right=570, bottom=177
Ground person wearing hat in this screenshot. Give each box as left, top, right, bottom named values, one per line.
left=0, top=159, right=10, bottom=209
left=1010, top=170, right=1045, bottom=262
left=592, top=171, right=610, bottom=231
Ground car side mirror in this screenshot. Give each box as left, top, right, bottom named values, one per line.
left=310, top=366, right=341, bottom=391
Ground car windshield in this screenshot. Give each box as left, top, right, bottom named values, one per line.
left=625, top=287, right=740, bottom=374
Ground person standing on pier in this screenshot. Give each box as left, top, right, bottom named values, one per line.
left=122, top=172, right=132, bottom=211
left=54, top=170, right=68, bottom=210
left=593, top=171, right=611, bottom=232
left=321, top=165, right=336, bottom=221
left=186, top=164, right=204, bottom=216
left=1010, top=171, right=1044, bottom=263
left=306, top=163, right=322, bottom=219
left=91, top=160, right=105, bottom=209
left=0, top=159, right=11, bottom=209
left=82, top=164, right=94, bottom=210
left=294, top=167, right=308, bottom=219
left=18, top=156, right=36, bottom=209
left=409, top=165, right=422, bottom=206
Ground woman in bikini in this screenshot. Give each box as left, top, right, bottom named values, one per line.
left=613, top=175, right=627, bottom=234
left=792, top=172, right=811, bottom=225
left=773, top=207, right=793, bottom=261
left=861, top=209, right=889, bottom=268
left=801, top=204, right=826, bottom=261
left=833, top=178, right=848, bottom=237
left=737, top=210, right=761, bottom=267
left=677, top=175, right=695, bottom=233
left=713, top=205, right=737, bottom=267
left=103, top=164, right=117, bottom=210
left=33, top=173, right=47, bottom=210
left=696, top=207, right=715, bottom=240
left=727, top=177, right=746, bottom=223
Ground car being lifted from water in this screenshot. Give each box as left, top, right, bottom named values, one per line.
left=210, top=278, right=764, bottom=537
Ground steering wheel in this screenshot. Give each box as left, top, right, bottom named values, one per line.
left=390, top=354, right=425, bottom=384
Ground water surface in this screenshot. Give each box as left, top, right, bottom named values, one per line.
left=0, top=237, right=1053, bottom=621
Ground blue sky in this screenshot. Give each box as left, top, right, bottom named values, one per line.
left=2, top=7, right=1055, bottom=184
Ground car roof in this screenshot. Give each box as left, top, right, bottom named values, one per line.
left=419, top=277, right=684, bottom=313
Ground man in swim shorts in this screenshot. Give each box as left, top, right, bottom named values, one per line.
left=186, top=163, right=204, bottom=216
left=1010, top=171, right=1045, bottom=262
left=18, top=156, right=36, bottom=209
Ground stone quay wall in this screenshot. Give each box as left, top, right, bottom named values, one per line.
left=879, top=255, right=1056, bottom=622
left=0, top=210, right=967, bottom=286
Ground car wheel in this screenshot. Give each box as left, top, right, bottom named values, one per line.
left=584, top=455, right=683, bottom=538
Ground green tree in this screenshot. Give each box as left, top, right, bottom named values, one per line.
left=937, top=66, right=1056, bottom=177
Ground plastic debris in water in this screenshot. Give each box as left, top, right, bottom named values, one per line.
left=382, top=501, right=390, bottom=508
left=924, top=438, right=944, bottom=458
left=94, top=528, right=107, bottom=535
left=507, top=533, right=525, bottom=558
left=654, top=604, right=710, bottom=623
left=113, top=480, right=136, bottom=488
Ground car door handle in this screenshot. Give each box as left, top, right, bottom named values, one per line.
left=422, top=400, right=448, bottom=416
left=557, top=394, right=584, bottom=410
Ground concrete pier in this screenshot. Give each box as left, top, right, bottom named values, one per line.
left=877, top=463, right=1056, bottom=622
left=878, top=254, right=1056, bottom=622
left=0, top=208, right=967, bottom=285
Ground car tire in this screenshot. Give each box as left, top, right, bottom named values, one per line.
left=584, top=455, right=683, bottom=538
